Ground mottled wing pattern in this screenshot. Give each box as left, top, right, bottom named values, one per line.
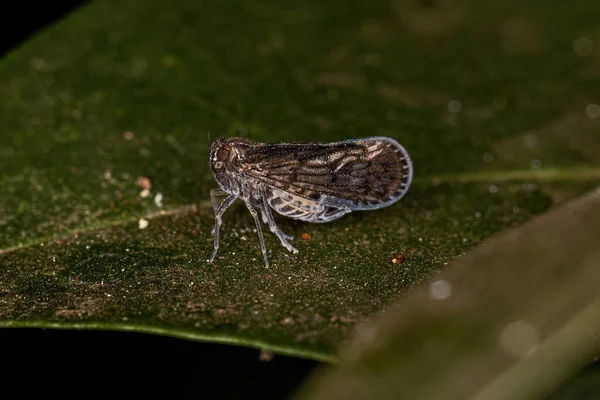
left=242, top=137, right=413, bottom=211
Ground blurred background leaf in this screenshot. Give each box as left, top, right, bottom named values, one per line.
left=293, top=186, right=600, bottom=400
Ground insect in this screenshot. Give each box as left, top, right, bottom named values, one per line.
left=207, top=136, right=413, bottom=266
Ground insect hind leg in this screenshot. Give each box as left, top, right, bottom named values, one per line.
left=260, top=187, right=298, bottom=253
left=242, top=197, right=270, bottom=266
left=258, top=207, right=293, bottom=240
left=311, top=207, right=351, bottom=223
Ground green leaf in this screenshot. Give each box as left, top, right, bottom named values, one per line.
left=1, top=0, right=599, bottom=368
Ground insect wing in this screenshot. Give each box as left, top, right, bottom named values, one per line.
left=240, top=137, right=412, bottom=210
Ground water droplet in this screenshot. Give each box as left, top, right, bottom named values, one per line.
left=489, top=184, right=499, bottom=194
left=448, top=100, right=462, bottom=113
left=586, top=104, right=600, bottom=119
left=500, top=319, right=539, bottom=357
left=429, top=280, right=452, bottom=300
left=530, top=159, right=542, bottom=169
left=483, top=153, right=494, bottom=162
left=123, top=131, right=135, bottom=140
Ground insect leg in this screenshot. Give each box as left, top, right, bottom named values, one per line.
left=259, top=207, right=269, bottom=225
left=257, top=206, right=291, bottom=240
left=259, top=186, right=298, bottom=253
left=210, top=188, right=227, bottom=214
left=257, top=203, right=293, bottom=240
left=312, top=207, right=352, bottom=223
left=209, top=194, right=238, bottom=264
left=241, top=197, right=270, bottom=267
left=210, top=188, right=228, bottom=235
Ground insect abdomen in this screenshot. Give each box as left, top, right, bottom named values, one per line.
left=263, top=189, right=343, bottom=223
left=266, top=189, right=318, bottom=219
left=266, top=189, right=350, bottom=223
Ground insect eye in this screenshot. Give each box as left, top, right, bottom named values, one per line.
left=214, top=161, right=224, bottom=169
left=216, top=148, right=230, bottom=162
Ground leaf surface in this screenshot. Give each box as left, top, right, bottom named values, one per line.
left=1, top=0, right=599, bottom=362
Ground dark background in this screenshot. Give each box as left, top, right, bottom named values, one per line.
left=0, top=328, right=320, bottom=398
left=0, top=1, right=85, bottom=57
left=1, top=1, right=598, bottom=399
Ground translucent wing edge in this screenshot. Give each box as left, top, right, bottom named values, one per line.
left=319, top=136, right=414, bottom=210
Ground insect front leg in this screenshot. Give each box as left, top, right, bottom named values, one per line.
left=209, top=194, right=238, bottom=264
left=241, top=194, right=270, bottom=267
left=259, top=186, right=298, bottom=254
left=210, top=188, right=228, bottom=235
